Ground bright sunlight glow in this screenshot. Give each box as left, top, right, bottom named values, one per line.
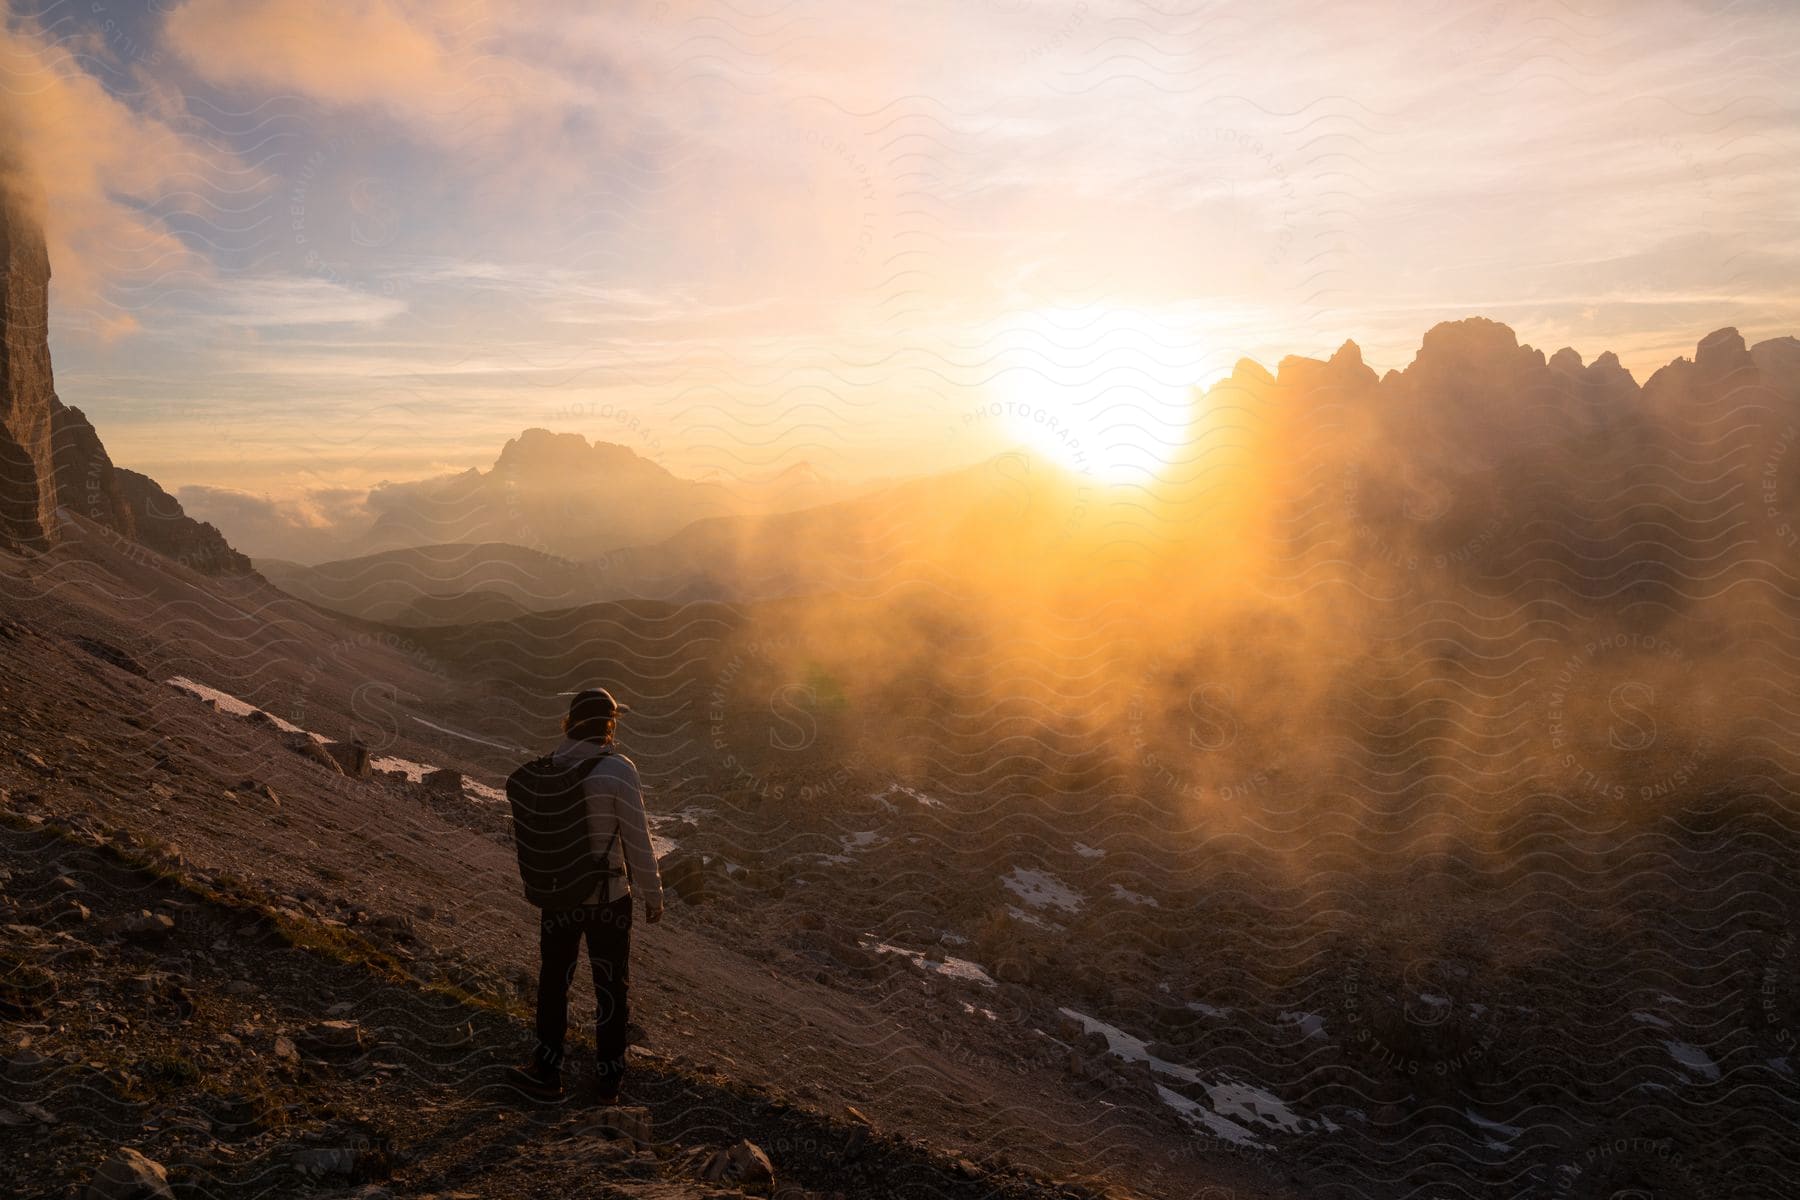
left=988, top=307, right=1207, bottom=485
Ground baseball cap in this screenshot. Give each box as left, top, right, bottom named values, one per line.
left=567, top=687, right=630, bottom=725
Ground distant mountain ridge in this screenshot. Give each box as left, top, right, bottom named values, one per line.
left=350, top=427, right=739, bottom=560
left=257, top=317, right=1800, bottom=628
left=184, top=428, right=875, bottom=565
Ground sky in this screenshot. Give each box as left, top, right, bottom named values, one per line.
left=5, top=0, right=1799, bottom=520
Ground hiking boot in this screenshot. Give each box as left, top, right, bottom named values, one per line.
left=503, top=1061, right=563, bottom=1100
left=586, top=1069, right=623, bottom=1106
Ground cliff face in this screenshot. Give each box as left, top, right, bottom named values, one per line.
left=0, top=176, right=250, bottom=573
left=115, top=467, right=249, bottom=574
left=0, top=175, right=58, bottom=551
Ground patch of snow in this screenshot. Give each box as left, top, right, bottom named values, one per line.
left=1110, top=883, right=1159, bottom=907
left=871, top=783, right=945, bottom=811
left=370, top=756, right=434, bottom=783
left=367, top=751, right=507, bottom=808
left=1058, top=1008, right=1202, bottom=1084
left=644, top=807, right=711, bottom=855
left=1209, top=1080, right=1308, bottom=1136
left=809, top=853, right=855, bottom=866
left=1156, top=1084, right=1267, bottom=1147
left=1005, top=904, right=1061, bottom=931
left=1003, top=867, right=1084, bottom=913
left=1461, top=1115, right=1519, bottom=1144
left=1469, top=1003, right=1488, bottom=1017
left=1074, top=842, right=1106, bottom=859
left=840, top=830, right=885, bottom=851
left=1771, top=1057, right=1793, bottom=1077
left=650, top=805, right=713, bottom=824
left=1631, top=1011, right=1672, bottom=1029
left=1466, top=1109, right=1524, bottom=1144
left=1665, top=1041, right=1720, bottom=1081
left=464, top=781, right=507, bottom=806
left=1280, top=1011, right=1327, bottom=1040
left=1187, top=1001, right=1232, bottom=1018
left=1417, top=992, right=1450, bottom=1009
left=166, top=677, right=310, bottom=736
left=960, top=1001, right=998, bottom=1020
left=1063, top=1008, right=1329, bottom=1147
left=866, top=941, right=996, bottom=987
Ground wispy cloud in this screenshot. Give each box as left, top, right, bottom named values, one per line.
left=16, top=0, right=1800, bottom=503
left=207, top=276, right=407, bottom=327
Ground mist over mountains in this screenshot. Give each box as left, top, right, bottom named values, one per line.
left=10, top=117, right=1800, bottom=1198
left=179, top=429, right=867, bottom=565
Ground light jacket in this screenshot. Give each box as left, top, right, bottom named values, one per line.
left=550, top=737, right=663, bottom=909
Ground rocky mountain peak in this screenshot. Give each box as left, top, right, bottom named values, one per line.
left=1694, top=326, right=1752, bottom=376
left=493, top=428, right=666, bottom=479
left=0, top=169, right=58, bottom=551
left=0, top=172, right=249, bottom=572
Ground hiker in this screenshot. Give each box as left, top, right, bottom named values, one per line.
left=505, top=687, right=663, bottom=1102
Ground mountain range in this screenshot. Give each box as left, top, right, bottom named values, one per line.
left=178, top=429, right=880, bottom=566
left=9, top=163, right=1800, bottom=1197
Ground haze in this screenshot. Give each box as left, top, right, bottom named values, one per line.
left=5, top=0, right=1797, bottom=528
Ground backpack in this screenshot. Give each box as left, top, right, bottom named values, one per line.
left=505, top=751, right=620, bottom=909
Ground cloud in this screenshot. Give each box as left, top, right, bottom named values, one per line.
left=176, top=483, right=371, bottom=561
left=0, top=19, right=249, bottom=316
left=162, top=0, right=592, bottom=146
left=209, top=276, right=407, bottom=328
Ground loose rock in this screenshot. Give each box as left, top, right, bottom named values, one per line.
left=700, top=1139, right=776, bottom=1191
left=85, top=1147, right=173, bottom=1200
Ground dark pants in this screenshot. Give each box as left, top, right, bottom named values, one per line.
left=532, top=895, right=632, bottom=1086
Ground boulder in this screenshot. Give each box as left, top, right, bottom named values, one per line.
left=591, top=1105, right=652, bottom=1147
left=661, top=851, right=708, bottom=905
left=700, top=1139, right=775, bottom=1192
left=84, top=1147, right=173, bottom=1200
left=283, top=733, right=344, bottom=774
left=0, top=1100, right=56, bottom=1126
left=321, top=741, right=371, bottom=778
left=994, top=957, right=1031, bottom=985
left=297, top=1019, right=367, bottom=1058
left=106, top=911, right=175, bottom=940
left=71, top=636, right=148, bottom=678
left=291, top=1146, right=360, bottom=1178
left=421, top=769, right=463, bottom=798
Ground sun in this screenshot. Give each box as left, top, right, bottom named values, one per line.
left=988, top=306, right=1204, bottom=485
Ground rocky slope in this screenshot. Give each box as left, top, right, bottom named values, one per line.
left=0, top=802, right=1088, bottom=1200
left=0, top=518, right=1291, bottom=1200
left=0, top=176, right=247, bottom=573
left=13, top=507, right=1800, bottom=1197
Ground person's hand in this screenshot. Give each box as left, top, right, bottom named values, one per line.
left=645, top=900, right=665, bottom=924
